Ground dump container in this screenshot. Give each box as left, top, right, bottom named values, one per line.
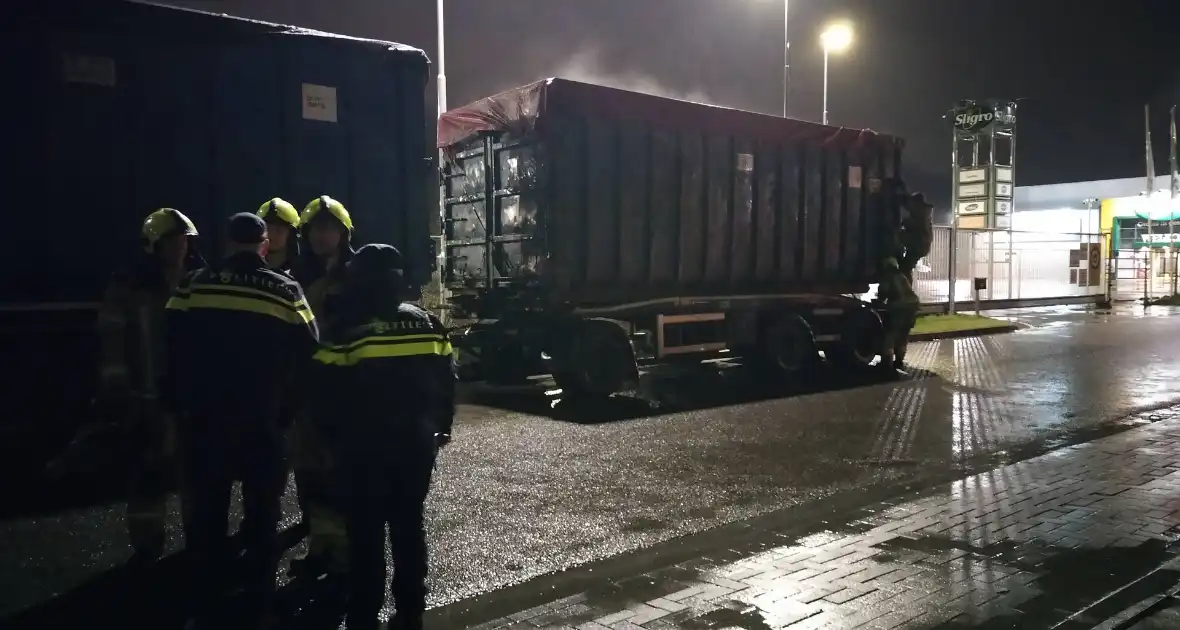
left=1, top=0, right=432, bottom=457
left=439, top=78, right=904, bottom=310
left=6, top=0, right=433, bottom=304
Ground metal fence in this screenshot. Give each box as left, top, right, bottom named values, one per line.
left=910, top=228, right=1106, bottom=309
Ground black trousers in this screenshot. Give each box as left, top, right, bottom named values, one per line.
left=341, top=447, right=436, bottom=630
left=182, top=435, right=288, bottom=623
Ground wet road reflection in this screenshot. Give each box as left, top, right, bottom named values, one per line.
left=432, top=413, right=1180, bottom=629
left=4, top=306, right=1180, bottom=625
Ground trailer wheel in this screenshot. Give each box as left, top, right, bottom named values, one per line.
left=753, top=314, right=818, bottom=378
left=552, top=320, right=637, bottom=398
left=827, top=307, right=883, bottom=371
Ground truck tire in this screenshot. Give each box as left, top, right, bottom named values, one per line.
left=827, top=307, right=883, bottom=371
left=752, top=313, right=818, bottom=379
left=552, top=320, right=637, bottom=398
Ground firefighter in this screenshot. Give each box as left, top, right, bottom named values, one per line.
left=889, top=191, right=934, bottom=371
left=878, top=255, right=920, bottom=374
left=166, top=213, right=318, bottom=629
left=256, top=197, right=301, bottom=274
left=289, top=194, right=355, bottom=579
left=91, top=208, right=204, bottom=565
left=310, top=244, right=455, bottom=630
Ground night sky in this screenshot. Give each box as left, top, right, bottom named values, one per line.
left=171, top=0, right=1180, bottom=206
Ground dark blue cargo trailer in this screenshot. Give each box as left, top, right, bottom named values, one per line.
left=1, top=0, right=432, bottom=462
left=8, top=0, right=432, bottom=300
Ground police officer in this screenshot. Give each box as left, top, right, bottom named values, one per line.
left=289, top=194, right=355, bottom=579
left=256, top=197, right=301, bottom=274
left=92, top=208, right=204, bottom=565
left=166, top=213, right=318, bottom=629
left=310, top=244, right=455, bottom=630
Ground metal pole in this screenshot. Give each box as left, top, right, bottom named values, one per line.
left=436, top=0, right=447, bottom=116
left=987, top=125, right=997, bottom=300
left=1147, top=196, right=1153, bottom=303
left=821, top=48, right=829, bottom=125
left=948, top=132, right=959, bottom=314
left=782, top=0, right=790, bottom=118
left=435, top=0, right=449, bottom=314
left=1007, top=231, right=1014, bottom=299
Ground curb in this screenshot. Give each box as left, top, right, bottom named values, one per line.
left=909, top=322, right=1021, bottom=341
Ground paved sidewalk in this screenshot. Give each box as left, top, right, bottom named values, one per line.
left=446, top=418, right=1180, bottom=629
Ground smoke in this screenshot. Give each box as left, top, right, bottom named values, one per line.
left=552, top=49, right=716, bottom=105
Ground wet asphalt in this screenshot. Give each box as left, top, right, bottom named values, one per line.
left=3, top=304, right=1180, bottom=625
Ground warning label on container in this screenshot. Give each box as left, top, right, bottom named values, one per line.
left=736, top=153, right=754, bottom=173
left=62, top=53, right=116, bottom=86
left=847, top=166, right=862, bottom=189
left=302, top=83, right=338, bottom=123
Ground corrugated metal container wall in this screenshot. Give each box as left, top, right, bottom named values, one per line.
left=440, top=80, right=903, bottom=308
left=0, top=0, right=430, bottom=457
left=6, top=0, right=432, bottom=305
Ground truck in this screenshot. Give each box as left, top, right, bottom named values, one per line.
left=3, top=0, right=433, bottom=463
left=438, top=78, right=907, bottom=396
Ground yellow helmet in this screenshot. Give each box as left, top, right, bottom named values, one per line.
left=300, top=195, right=353, bottom=233
left=141, top=208, right=198, bottom=253
left=257, top=197, right=300, bottom=229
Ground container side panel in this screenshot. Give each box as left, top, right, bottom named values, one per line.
left=618, top=122, right=651, bottom=285
left=823, top=148, right=845, bottom=278
left=388, top=58, right=432, bottom=284
left=212, top=44, right=283, bottom=254
left=647, top=129, right=680, bottom=285
left=445, top=146, right=488, bottom=284
left=843, top=150, right=865, bottom=280
left=496, top=141, right=541, bottom=279
left=703, top=135, right=732, bottom=284
left=730, top=139, right=756, bottom=284
left=862, top=149, right=884, bottom=276
left=584, top=119, right=620, bottom=284
left=282, top=38, right=351, bottom=231
left=676, top=134, right=706, bottom=286
left=753, top=141, right=779, bottom=281
left=546, top=117, right=586, bottom=289
left=349, top=47, right=404, bottom=248
left=801, top=145, right=823, bottom=279
left=778, top=144, right=802, bottom=282
left=38, top=31, right=135, bottom=302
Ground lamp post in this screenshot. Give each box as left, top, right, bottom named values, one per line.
left=819, top=22, right=852, bottom=126
left=436, top=0, right=447, bottom=116
left=782, top=0, right=790, bottom=118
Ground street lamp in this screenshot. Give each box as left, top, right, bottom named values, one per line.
left=819, top=21, right=853, bottom=126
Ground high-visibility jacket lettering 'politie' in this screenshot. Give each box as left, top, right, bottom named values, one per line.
left=165, top=251, right=320, bottom=433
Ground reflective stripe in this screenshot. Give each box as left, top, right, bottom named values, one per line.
left=167, top=283, right=314, bottom=325
left=175, top=282, right=312, bottom=316
left=312, top=333, right=453, bottom=366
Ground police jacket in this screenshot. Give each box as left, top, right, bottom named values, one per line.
left=310, top=301, right=456, bottom=453
left=165, top=251, right=319, bottom=439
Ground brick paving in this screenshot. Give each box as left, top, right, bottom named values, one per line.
left=451, top=419, right=1180, bottom=629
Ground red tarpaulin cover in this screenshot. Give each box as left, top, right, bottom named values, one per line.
left=437, top=78, right=901, bottom=152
